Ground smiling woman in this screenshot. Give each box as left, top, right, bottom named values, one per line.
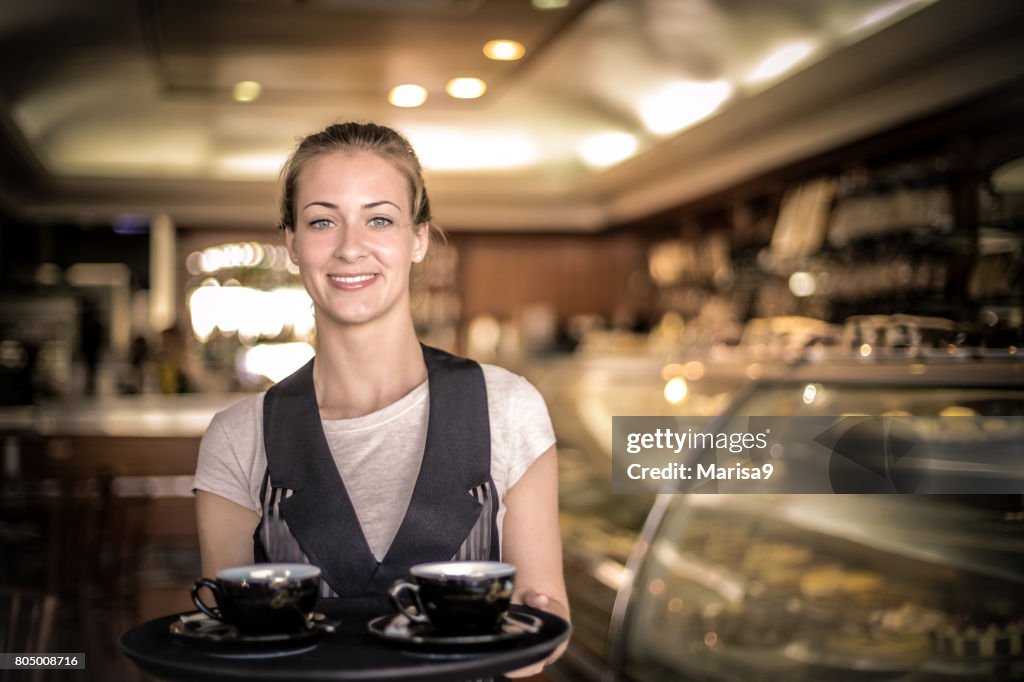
left=191, top=122, right=569, bottom=677
left=285, top=151, right=428, bottom=331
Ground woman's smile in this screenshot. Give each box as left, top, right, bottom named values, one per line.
left=327, top=273, right=380, bottom=290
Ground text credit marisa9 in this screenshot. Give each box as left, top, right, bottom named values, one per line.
left=616, top=421, right=775, bottom=494
left=611, top=415, right=1024, bottom=495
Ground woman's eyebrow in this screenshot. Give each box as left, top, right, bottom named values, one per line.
left=363, top=200, right=401, bottom=212
left=300, top=200, right=401, bottom=212
left=302, top=200, right=338, bottom=211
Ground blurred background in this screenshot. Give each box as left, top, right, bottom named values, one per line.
left=1, top=0, right=1023, bottom=680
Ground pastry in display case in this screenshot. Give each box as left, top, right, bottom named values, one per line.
left=617, top=495, right=1023, bottom=681
left=611, top=359, right=1024, bottom=681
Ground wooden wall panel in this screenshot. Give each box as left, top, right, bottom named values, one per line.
left=455, top=233, right=646, bottom=321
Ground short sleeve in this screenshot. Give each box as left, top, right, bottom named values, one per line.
left=192, top=395, right=265, bottom=512
left=483, top=366, right=557, bottom=495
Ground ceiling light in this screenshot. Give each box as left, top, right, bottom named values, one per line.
left=232, top=81, right=262, bottom=103
left=483, top=40, right=526, bottom=61
left=578, top=131, right=638, bottom=168
left=532, top=0, right=570, bottom=8
left=446, top=78, right=487, bottom=99
left=404, top=128, right=539, bottom=171
left=388, top=84, right=428, bottom=108
left=639, top=79, right=733, bottom=135
left=745, top=41, right=818, bottom=85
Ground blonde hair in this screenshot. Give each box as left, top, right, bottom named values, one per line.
left=278, top=122, right=432, bottom=232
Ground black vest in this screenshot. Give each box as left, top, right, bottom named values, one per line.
left=253, top=345, right=500, bottom=598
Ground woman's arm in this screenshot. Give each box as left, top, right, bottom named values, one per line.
left=500, top=445, right=570, bottom=677
left=195, top=489, right=261, bottom=576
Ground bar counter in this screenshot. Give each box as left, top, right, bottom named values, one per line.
left=0, top=393, right=251, bottom=479
left=0, top=393, right=252, bottom=437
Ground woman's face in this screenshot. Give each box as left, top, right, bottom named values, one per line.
left=285, top=151, right=428, bottom=331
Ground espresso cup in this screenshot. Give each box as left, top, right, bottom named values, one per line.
left=389, top=561, right=515, bottom=635
left=191, top=564, right=321, bottom=634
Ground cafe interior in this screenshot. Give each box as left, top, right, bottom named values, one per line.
left=1, top=0, right=1023, bottom=679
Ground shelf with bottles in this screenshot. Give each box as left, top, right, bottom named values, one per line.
left=745, top=152, right=984, bottom=323
left=640, top=94, right=1024, bottom=336
left=760, top=230, right=966, bottom=289
left=764, top=157, right=964, bottom=264
left=826, top=159, right=956, bottom=247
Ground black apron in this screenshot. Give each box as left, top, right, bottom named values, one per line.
left=253, top=345, right=501, bottom=599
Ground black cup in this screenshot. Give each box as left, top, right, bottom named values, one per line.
left=191, top=564, right=321, bottom=634
left=389, top=561, right=515, bottom=635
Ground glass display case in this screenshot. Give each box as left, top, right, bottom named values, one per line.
left=613, top=359, right=1024, bottom=682
left=618, top=494, right=1023, bottom=681
left=530, top=351, right=750, bottom=678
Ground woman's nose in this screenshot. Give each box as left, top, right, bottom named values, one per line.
left=333, top=225, right=365, bottom=261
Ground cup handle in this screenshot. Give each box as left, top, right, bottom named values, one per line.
left=191, top=578, right=223, bottom=621
left=388, top=580, right=429, bottom=623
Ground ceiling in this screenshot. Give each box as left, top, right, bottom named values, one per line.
left=1, top=0, right=1023, bottom=232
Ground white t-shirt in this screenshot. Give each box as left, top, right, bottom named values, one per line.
left=192, top=364, right=556, bottom=561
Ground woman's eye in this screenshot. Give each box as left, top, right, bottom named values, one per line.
left=369, top=216, right=393, bottom=228
left=309, top=218, right=333, bottom=229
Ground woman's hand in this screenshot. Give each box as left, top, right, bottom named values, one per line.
left=521, top=589, right=551, bottom=611
left=504, top=588, right=570, bottom=678
left=500, top=446, right=571, bottom=679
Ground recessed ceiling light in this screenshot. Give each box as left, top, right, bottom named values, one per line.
left=532, top=0, right=570, bottom=8
left=388, top=84, right=428, bottom=108
left=233, top=81, right=262, bottom=103
left=446, top=78, right=487, bottom=99
left=483, top=40, right=526, bottom=61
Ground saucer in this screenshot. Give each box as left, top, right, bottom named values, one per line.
left=368, top=607, right=543, bottom=648
left=169, top=611, right=337, bottom=656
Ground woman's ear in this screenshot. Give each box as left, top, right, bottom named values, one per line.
left=284, top=228, right=299, bottom=264
left=412, top=223, right=430, bottom=263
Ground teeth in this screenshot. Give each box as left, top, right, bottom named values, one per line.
left=329, top=274, right=375, bottom=284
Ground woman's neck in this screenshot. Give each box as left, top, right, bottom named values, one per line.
left=311, top=320, right=427, bottom=419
